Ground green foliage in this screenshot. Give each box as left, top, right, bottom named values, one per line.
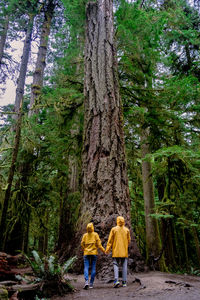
left=190, top=267, right=200, bottom=276
left=8, top=0, right=41, bottom=16
left=23, top=250, right=77, bottom=296
left=25, top=250, right=77, bottom=280
left=61, top=0, right=96, bottom=36
left=35, top=296, right=48, bottom=300
left=149, top=213, right=174, bottom=220
left=116, top=0, right=200, bottom=271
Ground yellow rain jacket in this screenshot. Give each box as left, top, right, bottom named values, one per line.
left=81, top=223, right=105, bottom=255
left=105, top=216, right=131, bottom=257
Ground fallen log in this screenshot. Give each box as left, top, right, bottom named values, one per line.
left=6, top=283, right=41, bottom=300
left=7, top=283, right=41, bottom=292
left=0, top=252, right=20, bottom=281
left=0, top=270, right=19, bottom=281
left=0, top=281, right=18, bottom=287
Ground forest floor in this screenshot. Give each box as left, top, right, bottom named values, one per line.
left=52, top=271, right=200, bottom=300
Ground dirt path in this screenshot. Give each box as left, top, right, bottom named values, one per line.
left=52, top=271, right=200, bottom=300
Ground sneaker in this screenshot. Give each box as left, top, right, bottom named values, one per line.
left=113, top=280, right=120, bottom=288
left=89, top=284, right=93, bottom=289
left=122, top=281, right=127, bottom=287
left=83, top=281, right=89, bottom=290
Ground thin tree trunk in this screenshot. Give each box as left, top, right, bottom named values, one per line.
left=0, top=13, right=34, bottom=250
left=82, top=0, right=143, bottom=277
left=182, top=227, right=189, bottom=271
left=0, top=15, right=9, bottom=65
left=141, top=127, right=163, bottom=269
left=13, top=14, right=34, bottom=118
left=173, top=221, right=182, bottom=266
left=192, top=226, right=200, bottom=265
left=37, top=212, right=49, bottom=255
left=43, top=212, right=49, bottom=255
left=29, top=0, right=55, bottom=116
left=1, top=13, right=34, bottom=252
left=57, top=176, right=72, bottom=254
left=4, top=150, right=33, bottom=254
left=168, top=221, right=177, bottom=269
left=22, top=208, right=30, bottom=253
left=0, top=103, right=23, bottom=250
left=57, top=127, right=81, bottom=257
left=38, top=236, right=44, bottom=254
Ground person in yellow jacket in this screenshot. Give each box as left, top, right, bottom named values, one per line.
left=105, top=216, right=131, bottom=288
left=81, top=222, right=105, bottom=289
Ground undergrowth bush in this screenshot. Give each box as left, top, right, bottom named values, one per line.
left=22, top=250, right=77, bottom=298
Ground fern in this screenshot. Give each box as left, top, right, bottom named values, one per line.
left=48, top=255, right=55, bottom=275
left=61, top=256, right=77, bottom=275
left=24, top=250, right=77, bottom=294
left=24, top=252, right=41, bottom=276
left=32, top=250, right=45, bottom=273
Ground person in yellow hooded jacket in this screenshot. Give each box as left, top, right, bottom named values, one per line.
left=105, top=216, right=131, bottom=288
left=81, top=222, right=105, bottom=289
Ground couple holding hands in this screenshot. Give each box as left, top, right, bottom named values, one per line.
left=81, top=216, right=131, bottom=289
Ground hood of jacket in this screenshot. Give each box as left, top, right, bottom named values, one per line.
left=117, top=216, right=125, bottom=226
left=87, top=222, right=94, bottom=233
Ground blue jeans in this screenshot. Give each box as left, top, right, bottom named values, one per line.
left=83, top=255, right=97, bottom=284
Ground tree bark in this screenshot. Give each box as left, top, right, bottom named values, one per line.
left=1, top=13, right=34, bottom=252
left=82, top=0, right=143, bottom=277
left=57, top=122, right=81, bottom=259
left=141, top=127, right=163, bottom=269
left=182, top=227, right=189, bottom=271
left=191, top=226, right=200, bottom=266
left=0, top=103, right=23, bottom=251
left=0, top=15, right=9, bottom=66
left=28, top=0, right=55, bottom=116
left=164, top=220, right=176, bottom=269
left=5, top=156, right=33, bottom=254
left=13, top=14, right=34, bottom=118
left=173, top=220, right=182, bottom=266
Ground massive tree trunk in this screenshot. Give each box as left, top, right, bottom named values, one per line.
left=81, top=0, right=144, bottom=278
left=141, top=127, right=164, bottom=270
left=28, top=0, right=55, bottom=117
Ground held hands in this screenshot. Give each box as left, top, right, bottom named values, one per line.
left=102, top=249, right=108, bottom=255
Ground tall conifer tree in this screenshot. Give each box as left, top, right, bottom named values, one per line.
left=82, top=0, right=143, bottom=276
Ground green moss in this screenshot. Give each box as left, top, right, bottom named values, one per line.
left=32, top=84, right=41, bottom=90
left=0, top=288, right=8, bottom=300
